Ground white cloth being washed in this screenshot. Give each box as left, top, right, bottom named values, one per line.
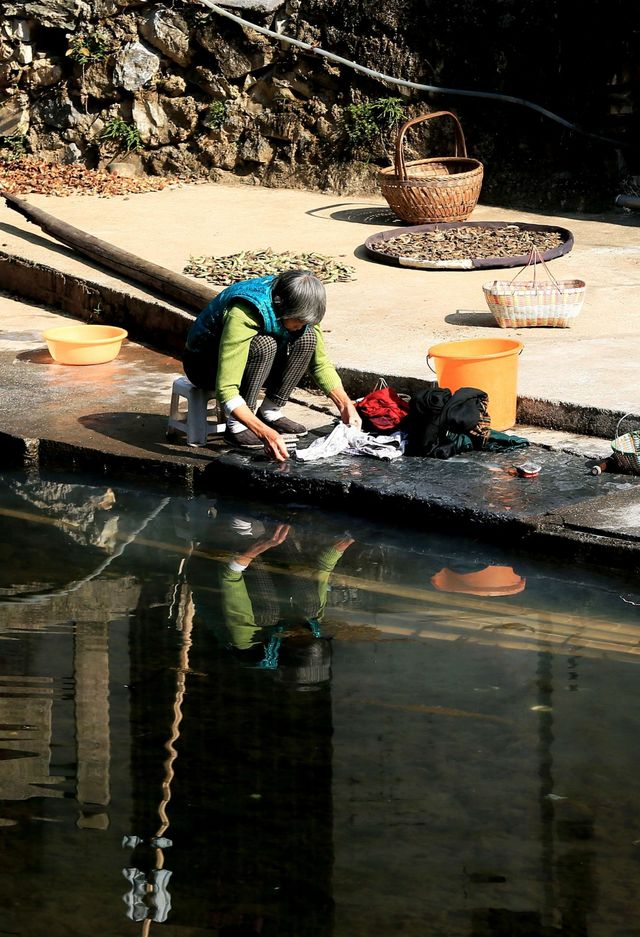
left=295, top=423, right=406, bottom=462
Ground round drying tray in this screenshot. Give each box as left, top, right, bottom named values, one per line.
left=364, top=221, right=574, bottom=270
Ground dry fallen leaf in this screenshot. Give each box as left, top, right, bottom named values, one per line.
left=0, top=157, right=176, bottom=197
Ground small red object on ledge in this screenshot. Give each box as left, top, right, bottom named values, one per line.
left=514, top=462, right=542, bottom=478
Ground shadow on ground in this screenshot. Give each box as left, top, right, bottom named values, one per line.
left=306, top=203, right=403, bottom=227
left=444, top=310, right=498, bottom=327
left=0, top=222, right=85, bottom=262
left=16, top=348, right=59, bottom=365
left=78, top=411, right=216, bottom=461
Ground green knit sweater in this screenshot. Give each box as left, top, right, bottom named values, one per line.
left=216, top=303, right=342, bottom=406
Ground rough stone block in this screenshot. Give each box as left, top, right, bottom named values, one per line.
left=113, top=41, right=160, bottom=92
left=0, top=92, right=29, bottom=135
left=27, top=56, right=63, bottom=89
left=139, top=6, right=192, bottom=67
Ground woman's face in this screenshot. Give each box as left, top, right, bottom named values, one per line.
left=282, top=317, right=306, bottom=333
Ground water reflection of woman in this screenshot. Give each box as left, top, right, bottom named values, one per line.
left=192, top=516, right=354, bottom=687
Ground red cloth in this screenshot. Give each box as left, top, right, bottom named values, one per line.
left=356, top=386, right=410, bottom=431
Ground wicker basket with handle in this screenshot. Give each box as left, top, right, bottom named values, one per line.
left=483, top=247, right=586, bottom=328
left=611, top=414, right=640, bottom=475
left=378, top=111, right=484, bottom=224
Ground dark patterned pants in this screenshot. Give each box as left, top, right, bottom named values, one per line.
left=240, top=330, right=317, bottom=410
left=183, top=329, right=317, bottom=410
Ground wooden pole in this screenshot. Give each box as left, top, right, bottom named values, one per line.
left=1, top=191, right=217, bottom=313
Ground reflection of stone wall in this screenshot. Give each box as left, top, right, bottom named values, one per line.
left=0, top=0, right=638, bottom=208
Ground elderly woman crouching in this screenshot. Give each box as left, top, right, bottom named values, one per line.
left=183, top=269, right=361, bottom=461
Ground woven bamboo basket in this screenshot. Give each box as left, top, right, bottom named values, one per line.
left=483, top=248, right=586, bottom=328
left=379, top=111, right=484, bottom=224
left=611, top=415, right=640, bottom=475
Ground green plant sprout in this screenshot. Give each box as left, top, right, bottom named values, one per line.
left=0, top=133, right=28, bottom=162
left=343, top=97, right=404, bottom=152
left=101, top=117, right=143, bottom=153
left=206, top=100, right=228, bottom=130
left=66, top=29, right=113, bottom=65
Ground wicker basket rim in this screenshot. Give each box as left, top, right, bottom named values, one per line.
left=483, top=279, right=586, bottom=292
left=379, top=157, right=483, bottom=178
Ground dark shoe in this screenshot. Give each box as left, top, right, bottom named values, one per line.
left=224, top=428, right=263, bottom=449
left=258, top=413, right=308, bottom=437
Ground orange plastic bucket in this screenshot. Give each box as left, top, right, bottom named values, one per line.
left=43, top=324, right=128, bottom=365
left=427, top=338, right=523, bottom=430
left=431, top=566, right=526, bottom=597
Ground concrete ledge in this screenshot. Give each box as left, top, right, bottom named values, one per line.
left=0, top=250, right=193, bottom=356
left=3, top=248, right=638, bottom=439
left=1, top=423, right=639, bottom=573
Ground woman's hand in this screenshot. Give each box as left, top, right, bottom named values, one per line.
left=262, top=428, right=290, bottom=462
left=228, top=402, right=290, bottom=462
left=233, top=523, right=290, bottom=567
left=263, top=522, right=291, bottom=547
left=333, top=536, right=355, bottom=553
left=339, top=400, right=362, bottom=430
left=329, top=387, right=362, bottom=430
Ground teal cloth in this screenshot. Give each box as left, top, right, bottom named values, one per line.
left=484, top=430, right=529, bottom=451
left=445, top=429, right=529, bottom=456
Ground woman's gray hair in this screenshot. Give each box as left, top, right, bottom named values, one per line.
left=271, top=270, right=326, bottom=325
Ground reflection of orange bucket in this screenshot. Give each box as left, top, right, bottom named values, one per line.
left=427, top=338, right=523, bottom=430
left=431, top=566, right=526, bottom=597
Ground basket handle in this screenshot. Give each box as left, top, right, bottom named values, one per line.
left=615, top=413, right=639, bottom=440
left=394, top=111, right=468, bottom=181
left=510, top=246, right=563, bottom=292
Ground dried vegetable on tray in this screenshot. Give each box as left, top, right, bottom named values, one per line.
left=184, top=248, right=356, bottom=284
left=373, top=225, right=564, bottom=263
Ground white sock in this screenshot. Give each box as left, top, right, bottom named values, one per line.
left=258, top=397, right=283, bottom=421
left=226, top=415, right=246, bottom=434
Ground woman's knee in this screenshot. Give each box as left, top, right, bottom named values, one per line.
left=248, top=334, right=278, bottom=361
left=292, top=328, right=317, bottom=354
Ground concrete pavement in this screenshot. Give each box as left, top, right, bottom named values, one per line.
left=1, top=181, right=640, bottom=567
left=1, top=181, right=639, bottom=429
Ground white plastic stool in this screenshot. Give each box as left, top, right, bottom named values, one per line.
left=167, top=376, right=226, bottom=447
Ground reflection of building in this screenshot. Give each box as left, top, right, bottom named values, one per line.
left=3, top=485, right=640, bottom=935
left=0, top=579, right=140, bottom=825
left=0, top=677, right=60, bottom=804
left=0, top=478, right=141, bottom=829
left=75, top=621, right=111, bottom=829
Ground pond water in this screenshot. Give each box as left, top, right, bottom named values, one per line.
left=0, top=470, right=639, bottom=937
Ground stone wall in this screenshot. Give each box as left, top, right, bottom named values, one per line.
left=0, top=0, right=637, bottom=210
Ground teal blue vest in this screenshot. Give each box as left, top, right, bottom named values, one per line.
left=185, top=275, right=289, bottom=354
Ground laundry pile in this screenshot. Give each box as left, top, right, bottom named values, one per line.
left=295, top=423, right=406, bottom=462
left=295, top=381, right=529, bottom=463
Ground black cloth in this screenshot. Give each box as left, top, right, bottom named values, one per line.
left=406, top=383, right=489, bottom=458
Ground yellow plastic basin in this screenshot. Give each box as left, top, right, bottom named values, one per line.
left=43, top=324, right=128, bottom=365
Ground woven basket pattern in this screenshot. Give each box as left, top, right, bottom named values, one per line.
left=378, top=111, right=483, bottom=224
left=380, top=158, right=483, bottom=223
left=483, top=279, right=586, bottom=328
left=612, top=430, right=640, bottom=475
